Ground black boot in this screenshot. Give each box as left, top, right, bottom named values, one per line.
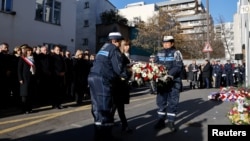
left=122, top=126, right=133, bottom=134
left=166, top=121, right=177, bottom=132
left=93, top=125, right=102, bottom=141
left=154, top=119, right=165, bottom=129
left=102, top=126, right=123, bottom=141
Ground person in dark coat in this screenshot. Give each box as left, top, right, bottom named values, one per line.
left=88, top=32, right=126, bottom=141
left=71, top=49, right=91, bottom=105
left=64, top=50, right=73, bottom=101
left=18, top=45, right=36, bottom=114
left=202, top=59, right=211, bottom=88
left=111, top=39, right=133, bottom=133
left=187, top=59, right=199, bottom=89
left=35, top=45, right=53, bottom=106
left=224, top=60, right=234, bottom=87
left=0, top=42, right=12, bottom=108
left=50, top=45, right=66, bottom=109
left=10, top=46, right=22, bottom=106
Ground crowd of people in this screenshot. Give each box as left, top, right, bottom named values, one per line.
left=0, top=42, right=94, bottom=114
left=185, top=58, right=246, bottom=90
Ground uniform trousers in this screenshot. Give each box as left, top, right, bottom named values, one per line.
left=156, top=82, right=180, bottom=122
left=88, top=74, right=114, bottom=141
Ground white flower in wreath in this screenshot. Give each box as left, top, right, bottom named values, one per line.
left=151, top=71, right=156, bottom=75
left=135, top=67, right=142, bottom=73
left=148, top=73, right=154, bottom=80
left=142, top=72, right=147, bottom=78
left=237, top=97, right=245, bottom=112
left=131, top=64, right=138, bottom=70
left=155, top=69, right=160, bottom=74
left=153, top=65, right=159, bottom=72
left=141, top=63, right=147, bottom=68
left=149, top=62, right=154, bottom=66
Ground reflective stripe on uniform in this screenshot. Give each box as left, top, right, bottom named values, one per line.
left=159, top=56, right=175, bottom=61
left=167, top=113, right=176, bottom=116
left=157, top=111, right=166, bottom=115
left=95, top=122, right=114, bottom=126
left=97, top=50, right=109, bottom=57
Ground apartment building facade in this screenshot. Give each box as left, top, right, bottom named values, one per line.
left=156, top=0, right=209, bottom=37
left=119, top=0, right=209, bottom=34
left=233, top=0, right=249, bottom=62
left=118, top=1, right=158, bottom=27
left=233, top=0, right=250, bottom=87
left=0, top=0, right=77, bottom=52
left=75, top=0, right=116, bottom=53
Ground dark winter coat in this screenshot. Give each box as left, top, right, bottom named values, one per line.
left=18, top=57, right=36, bottom=97
left=112, top=53, right=131, bottom=104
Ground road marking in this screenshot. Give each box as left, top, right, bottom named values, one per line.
left=0, top=114, right=54, bottom=125
left=0, top=95, right=155, bottom=135
left=71, top=124, right=82, bottom=127
left=0, top=105, right=91, bottom=134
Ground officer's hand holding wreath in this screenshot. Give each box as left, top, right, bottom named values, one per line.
left=157, top=74, right=173, bottom=93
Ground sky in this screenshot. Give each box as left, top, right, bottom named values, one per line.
left=109, top=0, right=238, bottom=24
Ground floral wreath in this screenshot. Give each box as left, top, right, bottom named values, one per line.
left=130, top=62, right=168, bottom=86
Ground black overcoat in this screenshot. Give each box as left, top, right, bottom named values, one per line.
left=112, top=54, right=131, bottom=104
left=18, top=57, right=36, bottom=97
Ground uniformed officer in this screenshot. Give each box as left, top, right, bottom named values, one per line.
left=88, top=32, right=125, bottom=141
left=224, top=60, right=233, bottom=87
left=154, top=35, right=184, bottom=132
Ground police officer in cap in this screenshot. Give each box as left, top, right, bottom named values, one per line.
left=88, top=32, right=126, bottom=141
left=224, top=59, right=233, bottom=87
left=154, top=35, right=183, bottom=132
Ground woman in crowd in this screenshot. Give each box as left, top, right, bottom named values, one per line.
left=18, top=45, right=36, bottom=114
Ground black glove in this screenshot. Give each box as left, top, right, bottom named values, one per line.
left=166, top=75, right=173, bottom=82
left=156, top=75, right=173, bottom=94
left=158, top=75, right=173, bottom=82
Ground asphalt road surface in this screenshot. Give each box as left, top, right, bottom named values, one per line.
left=0, top=81, right=232, bottom=141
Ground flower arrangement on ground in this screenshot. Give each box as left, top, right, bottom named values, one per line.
left=227, top=96, right=250, bottom=125
left=208, top=86, right=250, bottom=125
left=130, top=62, right=168, bottom=86
left=208, top=86, right=250, bottom=102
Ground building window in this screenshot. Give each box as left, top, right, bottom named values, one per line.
left=83, top=38, right=88, bottom=45
left=84, top=20, right=89, bottom=27
left=35, top=0, right=61, bottom=25
left=1, top=0, right=12, bottom=11
left=84, top=2, right=89, bottom=9
left=133, top=17, right=141, bottom=23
